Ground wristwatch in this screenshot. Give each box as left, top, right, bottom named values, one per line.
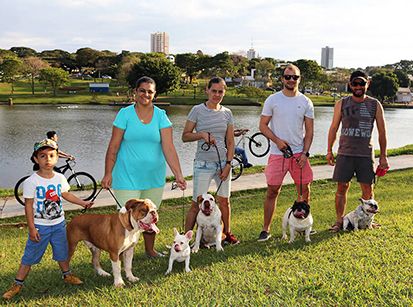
left=226, top=160, right=232, bottom=165
left=303, top=152, right=310, bottom=157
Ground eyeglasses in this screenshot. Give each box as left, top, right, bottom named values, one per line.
left=351, top=80, right=367, bottom=87
left=137, top=88, right=155, bottom=95
left=283, top=75, right=300, bottom=81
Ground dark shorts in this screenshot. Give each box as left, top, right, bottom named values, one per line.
left=332, top=155, right=375, bottom=184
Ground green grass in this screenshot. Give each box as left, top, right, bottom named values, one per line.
left=1, top=169, right=412, bottom=305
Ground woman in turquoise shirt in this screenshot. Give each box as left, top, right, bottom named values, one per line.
left=102, top=76, right=186, bottom=258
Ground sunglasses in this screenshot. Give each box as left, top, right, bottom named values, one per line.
left=137, top=88, right=155, bottom=95
left=351, top=80, right=367, bottom=87
left=283, top=75, right=300, bottom=81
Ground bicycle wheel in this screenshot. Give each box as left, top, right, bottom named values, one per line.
left=231, top=156, right=243, bottom=181
left=249, top=132, right=270, bottom=157
left=14, top=176, right=30, bottom=206
left=67, top=172, right=97, bottom=201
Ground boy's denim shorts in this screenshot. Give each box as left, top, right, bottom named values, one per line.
left=21, top=220, right=68, bottom=265
left=192, top=159, right=231, bottom=201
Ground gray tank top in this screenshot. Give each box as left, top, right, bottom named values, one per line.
left=338, top=95, right=379, bottom=157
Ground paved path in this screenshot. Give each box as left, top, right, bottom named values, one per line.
left=1, top=155, right=413, bottom=219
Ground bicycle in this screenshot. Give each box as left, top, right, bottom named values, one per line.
left=14, top=159, right=97, bottom=206
left=231, top=130, right=270, bottom=181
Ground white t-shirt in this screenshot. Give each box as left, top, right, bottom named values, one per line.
left=261, top=91, right=314, bottom=155
left=23, top=172, right=70, bottom=226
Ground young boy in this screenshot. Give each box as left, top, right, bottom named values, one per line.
left=2, top=139, right=93, bottom=300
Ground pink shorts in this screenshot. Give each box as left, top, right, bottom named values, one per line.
left=265, top=153, right=313, bottom=186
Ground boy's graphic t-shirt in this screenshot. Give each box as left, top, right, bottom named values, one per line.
left=23, top=172, right=70, bottom=226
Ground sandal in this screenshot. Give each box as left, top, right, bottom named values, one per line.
left=329, top=222, right=342, bottom=233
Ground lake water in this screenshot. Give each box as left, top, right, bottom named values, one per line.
left=1, top=104, right=412, bottom=188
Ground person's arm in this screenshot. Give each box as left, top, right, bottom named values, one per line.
left=58, top=150, right=74, bottom=160
left=297, top=116, right=314, bottom=168
left=220, top=124, right=235, bottom=181
left=375, top=102, right=389, bottom=169
left=161, top=127, right=186, bottom=190
left=101, top=126, right=124, bottom=188
left=181, top=120, right=213, bottom=144
left=326, top=100, right=342, bottom=166
left=62, top=192, right=93, bottom=208
left=24, top=198, right=40, bottom=242
left=259, top=115, right=288, bottom=150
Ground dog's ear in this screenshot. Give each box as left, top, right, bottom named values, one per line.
left=173, top=227, right=179, bottom=236
left=125, top=198, right=144, bottom=211
left=185, top=230, right=193, bottom=240
left=196, top=195, right=203, bottom=205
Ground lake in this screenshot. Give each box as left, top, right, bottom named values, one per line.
left=0, top=104, right=412, bottom=188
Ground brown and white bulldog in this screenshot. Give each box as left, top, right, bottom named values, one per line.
left=67, top=198, right=159, bottom=287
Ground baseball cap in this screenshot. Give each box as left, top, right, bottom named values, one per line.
left=33, top=139, right=58, bottom=152
left=350, top=70, right=368, bottom=82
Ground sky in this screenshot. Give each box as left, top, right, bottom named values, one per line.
left=0, top=0, right=411, bottom=69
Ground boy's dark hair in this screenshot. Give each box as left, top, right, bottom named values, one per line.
left=46, top=131, right=57, bottom=139
left=207, top=77, right=226, bottom=89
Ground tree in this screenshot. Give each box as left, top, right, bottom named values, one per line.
left=293, top=59, right=324, bottom=88
left=75, top=47, right=102, bottom=68
left=210, top=52, right=235, bottom=77
left=10, top=46, right=37, bottom=58
left=39, top=67, right=69, bottom=96
left=175, top=53, right=200, bottom=83
left=394, top=69, right=410, bottom=87
left=369, top=71, right=399, bottom=102
left=116, top=53, right=141, bottom=86
left=23, top=56, right=50, bottom=94
left=127, top=54, right=181, bottom=95
left=0, top=56, right=23, bottom=93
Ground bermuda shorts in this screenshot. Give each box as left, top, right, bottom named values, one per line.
left=21, top=220, right=68, bottom=265
left=192, top=159, right=231, bottom=201
left=333, top=155, right=375, bottom=184
left=265, top=153, right=313, bottom=186
left=114, top=187, right=164, bottom=209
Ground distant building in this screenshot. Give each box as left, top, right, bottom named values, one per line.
left=89, top=83, right=109, bottom=93
left=151, top=32, right=169, bottom=54
left=321, top=46, right=334, bottom=69
left=395, top=87, right=413, bottom=103
left=247, top=43, right=256, bottom=60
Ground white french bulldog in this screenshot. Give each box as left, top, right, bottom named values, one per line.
left=343, top=198, right=379, bottom=231
left=282, top=200, right=313, bottom=243
left=165, top=228, right=193, bottom=275
left=192, top=193, right=223, bottom=253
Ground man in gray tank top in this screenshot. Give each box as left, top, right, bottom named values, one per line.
left=326, top=70, right=389, bottom=232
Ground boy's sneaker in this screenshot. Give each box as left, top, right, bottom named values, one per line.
left=2, top=282, right=22, bottom=300
left=63, top=273, right=83, bottom=285
left=257, top=231, right=271, bottom=242
left=224, top=233, right=240, bottom=245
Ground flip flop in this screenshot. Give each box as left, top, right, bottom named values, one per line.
left=146, top=251, right=166, bottom=259
left=329, top=222, right=342, bottom=233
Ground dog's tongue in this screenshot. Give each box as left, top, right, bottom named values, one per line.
left=150, top=223, right=160, bottom=234
left=294, top=211, right=306, bottom=219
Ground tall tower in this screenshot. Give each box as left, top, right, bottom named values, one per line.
left=321, top=46, right=334, bottom=69
left=247, top=41, right=256, bottom=60
left=150, top=32, right=169, bottom=54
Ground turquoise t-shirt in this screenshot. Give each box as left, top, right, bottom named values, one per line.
left=112, top=105, right=172, bottom=190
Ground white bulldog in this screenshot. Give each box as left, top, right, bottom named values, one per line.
left=282, top=200, right=313, bottom=243
left=343, top=198, right=379, bottom=231
left=165, top=228, right=193, bottom=275
left=192, top=193, right=223, bottom=253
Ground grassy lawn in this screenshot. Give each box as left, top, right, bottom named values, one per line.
left=1, top=169, right=412, bottom=305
